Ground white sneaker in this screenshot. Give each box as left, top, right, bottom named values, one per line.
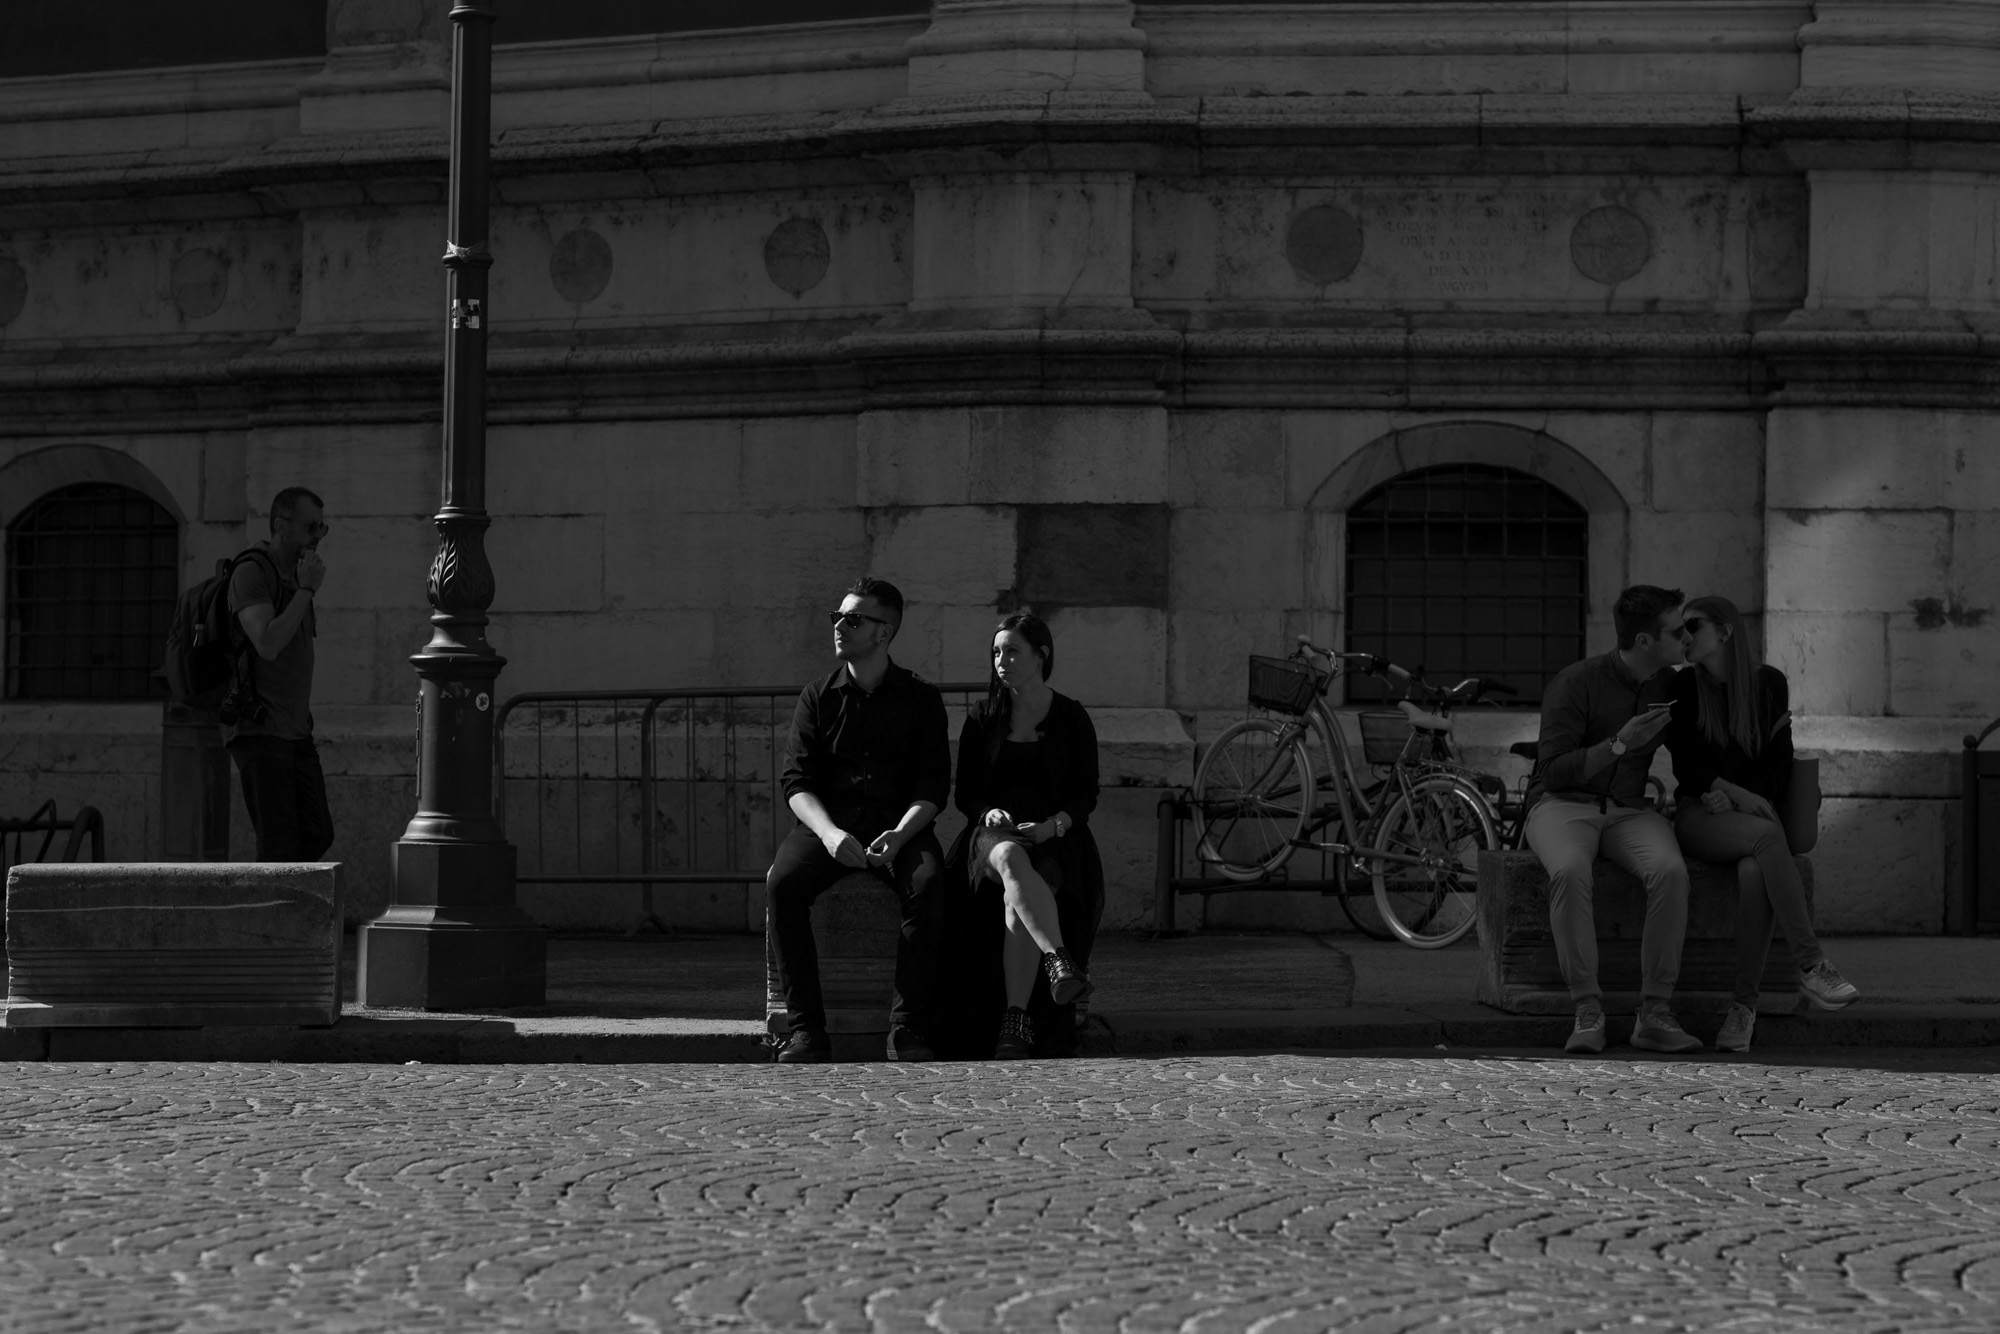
left=1801, top=959, right=1859, bottom=1010
left=1715, top=1002, right=1756, bottom=1053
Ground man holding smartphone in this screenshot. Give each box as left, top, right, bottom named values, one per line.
left=226, top=485, right=332, bottom=862
left=768, top=577, right=950, bottom=1064
left=1524, top=584, right=1694, bottom=1055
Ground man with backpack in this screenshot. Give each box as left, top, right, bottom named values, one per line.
left=224, top=486, right=332, bottom=862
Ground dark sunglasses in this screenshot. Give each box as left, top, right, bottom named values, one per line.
left=1680, top=616, right=1709, bottom=637
left=828, top=610, right=891, bottom=629
left=306, top=520, right=330, bottom=538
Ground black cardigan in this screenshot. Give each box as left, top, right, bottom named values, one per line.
left=1665, top=663, right=1793, bottom=807
left=934, top=689, right=1108, bottom=1058
left=953, top=690, right=1100, bottom=827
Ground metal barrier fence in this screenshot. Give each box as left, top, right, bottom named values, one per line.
left=494, top=683, right=986, bottom=934
left=2, top=801, right=105, bottom=941
left=1965, top=717, right=2000, bottom=934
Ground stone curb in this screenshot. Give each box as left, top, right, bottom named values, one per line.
left=5, top=1003, right=1999, bottom=1063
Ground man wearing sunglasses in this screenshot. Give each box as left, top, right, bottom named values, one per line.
left=225, top=485, right=333, bottom=862
left=768, top=577, right=951, bottom=1063
left=1524, top=583, right=1697, bottom=1057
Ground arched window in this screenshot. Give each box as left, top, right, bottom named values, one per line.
left=4, top=483, right=178, bottom=700
left=1345, top=464, right=1585, bottom=704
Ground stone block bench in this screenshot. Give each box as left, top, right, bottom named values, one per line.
left=763, top=870, right=901, bottom=1062
left=4, top=863, right=341, bottom=1027
left=1476, top=849, right=1812, bottom=1016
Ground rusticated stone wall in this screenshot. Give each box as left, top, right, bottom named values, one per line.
left=1, top=0, right=1994, bottom=934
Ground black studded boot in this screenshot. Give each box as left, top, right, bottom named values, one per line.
left=1042, top=948, right=1092, bottom=1007
left=993, top=1006, right=1036, bottom=1060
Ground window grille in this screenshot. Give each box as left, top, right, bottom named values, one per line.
left=5, top=483, right=178, bottom=701
left=1345, top=464, right=1586, bottom=705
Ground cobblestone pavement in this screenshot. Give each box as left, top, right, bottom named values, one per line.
left=4, top=1052, right=1999, bottom=1332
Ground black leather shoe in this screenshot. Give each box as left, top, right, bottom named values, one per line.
left=775, top=1028, right=830, bottom=1064
left=1042, top=948, right=1092, bottom=1007
left=885, top=1026, right=935, bottom=1062
left=993, top=1007, right=1035, bottom=1060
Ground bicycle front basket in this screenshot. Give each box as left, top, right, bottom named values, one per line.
left=1247, top=655, right=1320, bottom=715
left=1357, top=710, right=1416, bottom=765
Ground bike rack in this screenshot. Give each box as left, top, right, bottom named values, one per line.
left=1151, top=793, right=1359, bottom=934
left=1964, top=718, right=2000, bottom=934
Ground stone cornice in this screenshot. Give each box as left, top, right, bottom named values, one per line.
left=7, top=316, right=1991, bottom=430
left=11, top=81, right=2000, bottom=222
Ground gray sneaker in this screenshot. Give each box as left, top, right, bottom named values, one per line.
left=1631, top=1003, right=1704, bottom=1054
left=1714, top=1002, right=1756, bottom=1053
left=1564, top=1002, right=1607, bottom=1054
left=1801, top=959, right=1859, bottom=1010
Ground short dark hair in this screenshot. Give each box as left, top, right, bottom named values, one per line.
left=269, top=486, right=326, bottom=534
left=1613, top=584, right=1684, bottom=649
left=845, top=576, right=904, bottom=629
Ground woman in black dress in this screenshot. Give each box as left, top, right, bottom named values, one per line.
left=1665, top=594, right=1858, bottom=1053
left=950, top=612, right=1104, bottom=1059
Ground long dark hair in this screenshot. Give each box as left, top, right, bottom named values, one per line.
left=1685, top=594, right=1763, bottom=758
left=986, top=611, right=1054, bottom=732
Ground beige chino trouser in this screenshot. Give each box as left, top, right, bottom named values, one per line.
left=1523, top=797, right=1691, bottom=1005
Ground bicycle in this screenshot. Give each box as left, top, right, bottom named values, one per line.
left=1190, top=636, right=1513, bottom=947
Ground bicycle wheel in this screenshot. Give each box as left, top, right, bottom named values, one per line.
left=1192, top=720, right=1314, bottom=882
left=1336, top=863, right=1397, bottom=941
left=1369, top=775, right=1497, bottom=948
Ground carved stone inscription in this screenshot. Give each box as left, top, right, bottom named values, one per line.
left=1378, top=191, right=1567, bottom=297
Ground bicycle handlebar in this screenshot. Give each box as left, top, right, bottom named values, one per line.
left=1295, top=636, right=1518, bottom=705
left=1295, top=636, right=1406, bottom=679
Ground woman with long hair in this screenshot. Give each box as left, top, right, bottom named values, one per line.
left=1665, top=595, right=1858, bottom=1052
left=947, top=612, right=1103, bottom=1059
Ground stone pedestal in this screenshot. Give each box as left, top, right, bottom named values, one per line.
left=1477, top=849, right=1814, bottom=1016
left=4, top=863, right=341, bottom=1027
left=358, top=840, right=545, bottom=1011
left=764, top=871, right=902, bottom=1062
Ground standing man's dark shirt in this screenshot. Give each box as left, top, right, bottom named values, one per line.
left=227, top=486, right=333, bottom=863
left=226, top=550, right=315, bottom=743
left=782, top=662, right=950, bottom=821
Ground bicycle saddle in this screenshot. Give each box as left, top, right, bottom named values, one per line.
left=1509, top=741, right=1540, bottom=761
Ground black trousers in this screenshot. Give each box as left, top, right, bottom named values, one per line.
left=767, top=821, right=943, bottom=1037
left=227, top=735, right=335, bottom=862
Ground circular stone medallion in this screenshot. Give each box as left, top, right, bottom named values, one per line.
left=1570, top=206, right=1652, bottom=285
left=549, top=227, right=613, bottom=304
left=1285, top=205, right=1364, bottom=287
left=763, top=217, right=830, bottom=296
left=171, top=249, right=231, bottom=320
left=0, top=257, right=25, bottom=327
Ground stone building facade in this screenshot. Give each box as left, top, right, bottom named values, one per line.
left=1, top=1, right=1993, bottom=935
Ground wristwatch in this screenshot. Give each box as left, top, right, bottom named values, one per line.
left=1608, top=737, right=1628, bottom=757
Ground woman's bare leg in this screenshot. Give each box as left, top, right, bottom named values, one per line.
left=1002, top=912, right=1040, bottom=1010
left=990, top=843, right=1065, bottom=955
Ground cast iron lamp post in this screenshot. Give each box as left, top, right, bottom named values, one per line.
left=357, top=0, right=545, bottom=1008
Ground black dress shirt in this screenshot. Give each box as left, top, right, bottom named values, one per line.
left=1525, top=650, right=1676, bottom=811
left=781, top=659, right=951, bottom=820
